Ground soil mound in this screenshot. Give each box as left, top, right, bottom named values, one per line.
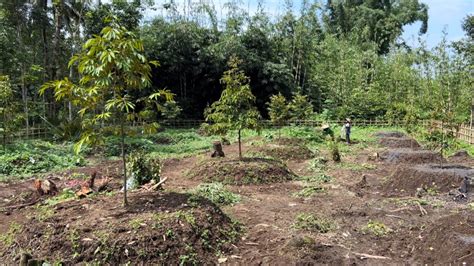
left=378, top=137, right=421, bottom=149
left=384, top=164, right=474, bottom=195
left=273, top=137, right=308, bottom=146
left=0, top=192, right=240, bottom=264
left=409, top=213, right=474, bottom=264
left=250, top=142, right=314, bottom=161
left=189, top=158, right=296, bottom=185
left=374, top=131, right=407, bottom=138
left=449, top=150, right=473, bottom=164
left=381, top=149, right=445, bottom=164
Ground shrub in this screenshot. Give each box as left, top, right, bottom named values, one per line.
left=126, top=151, right=162, bottom=189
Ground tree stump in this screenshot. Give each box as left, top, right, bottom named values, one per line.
left=211, top=141, right=225, bottom=157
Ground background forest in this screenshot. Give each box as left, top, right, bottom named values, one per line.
left=0, top=0, right=473, bottom=139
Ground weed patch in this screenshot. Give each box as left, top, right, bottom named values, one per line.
left=293, top=213, right=336, bottom=233
left=0, top=222, right=22, bottom=247
left=190, top=183, right=240, bottom=206
left=361, top=220, right=392, bottom=237
left=293, top=186, right=326, bottom=198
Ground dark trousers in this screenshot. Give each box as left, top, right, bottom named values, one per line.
left=346, top=133, right=350, bottom=144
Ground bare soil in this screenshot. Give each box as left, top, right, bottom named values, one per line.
left=374, top=131, right=407, bottom=138
left=378, top=137, right=421, bottom=149
left=1, top=135, right=473, bottom=264
left=381, top=149, right=446, bottom=164
left=384, top=164, right=474, bottom=195
left=449, top=150, right=474, bottom=166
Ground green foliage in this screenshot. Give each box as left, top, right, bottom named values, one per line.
left=362, top=220, right=392, bottom=237
left=204, top=56, right=261, bottom=158
left=267, top=93, right=289, bottom=128
left=126, top=151, right=162, bottom=189
left=289, top=92, right=314, bottom=121
left=103, top=136, right=156, bottom=157
left=293, top=186, right=326, bottom=198
left=190, top=183, right=241, bottom=206
left=293, top=213, right=336, bottom=233
left=308, top=157, right=328, bottom=172
left=0, top=140, right=84, bottom=179
left=39, top=17, right=177, bottom=205
left=45, top=189, right=76, bottom=206
left=0, top=75, right=22, bottom=147
left=328, top=140, right=341, bottom=162
left=0, top=222, right=22, bottom=247
left=323, top=0, right=428, bottom=54
left=299, top=173, right=333, bottom=183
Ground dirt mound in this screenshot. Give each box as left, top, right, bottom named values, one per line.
left=378, top=137, right=421, bottom=149
left=374, top=131, right=407, bottom=138
left=409, top=212, right=474, bottom=264
left=250, top=143, right=314, bottom=161
left=273, top=137, right=308, bottom=146
left=384, top=164, right=474, bottom=195
left=449, top=150, right=474, bottom=164
left=0, top=192, right=240, bottom=264
left=188, top=158, right=296, bottom=185
left=381, top=149, right=445, bottom=164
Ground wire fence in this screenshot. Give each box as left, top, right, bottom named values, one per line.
left=5, top=119, right=474, bottom=145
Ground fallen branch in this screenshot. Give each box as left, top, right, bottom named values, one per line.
left=417, top=202, right=428, bottom=216
left=323, top=243, right=391, bottom=260
left=457, top=252, right=472, bottom=261
left=3, top=199, right=42, bottom=210
left=147, top=177, right=168, bottom=191
left=385, top=214, right=407, bottom=221
left=388, top=206, right=412, bottom=213
left=352, top=252, right=391, bottom=260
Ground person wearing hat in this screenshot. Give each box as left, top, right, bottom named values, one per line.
left=321, top=124, right=334, bottom=140
left=344, top=118, right=352, bottom=144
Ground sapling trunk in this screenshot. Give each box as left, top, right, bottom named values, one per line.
left=238, top=129, right=242, bottom=160
left=121, top=119, right=128, bottom=206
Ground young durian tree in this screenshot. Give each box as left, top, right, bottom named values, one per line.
left=41, top=17, right=175, bottom=206
left=205, top=56, right=261, bottom=160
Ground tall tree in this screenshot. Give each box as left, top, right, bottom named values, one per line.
left=41, top=17, right=174, bottom=206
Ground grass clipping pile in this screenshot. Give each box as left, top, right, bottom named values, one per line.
left=251, top=138, right=314, bottom=161
left=1, top=192, right=240, bottom=265
left=189, top=157, right=296, bottom=185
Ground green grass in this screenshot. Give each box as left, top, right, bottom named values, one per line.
left=0, top=140, right=85, bottom=181
left=299, top=173, right=332, bottom=183
left=0, top=222, right=22, bottom=247
left=293, top=186, right=326, bottom=198
left=44, top=188, right=76, bottom=206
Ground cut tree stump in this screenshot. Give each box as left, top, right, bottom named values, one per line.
left=34, top=179, right=58, bottom=195
left=211, top=141, right=225, bottom=158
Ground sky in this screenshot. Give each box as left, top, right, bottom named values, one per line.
left=401, top=0, right=473, bottom=48
left=144, top=0, right=473, bottom=48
